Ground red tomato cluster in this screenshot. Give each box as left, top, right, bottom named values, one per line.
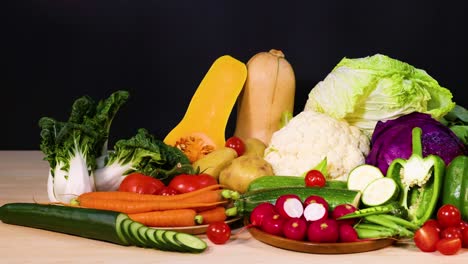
left=414, top=204, right=467, bottom=255
left=118, top=172, right=217, bottom=195
left=250, top=195, right=359, bottom=243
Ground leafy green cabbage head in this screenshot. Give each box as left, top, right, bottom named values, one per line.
left=304, top=54, right=456, bottom=135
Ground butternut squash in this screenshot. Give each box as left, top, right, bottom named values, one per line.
left=164, top=55, right=247, bottom=163
left=234, top=49, right=296, bottom=146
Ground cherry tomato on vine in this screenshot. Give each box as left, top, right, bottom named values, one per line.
left=437, top=204, right=461, bottom=229
left=157, top=186, right=180, bottom=196
left=206, top=222, right=231, bottom=245
left=225, top=136, right=245, bottom=156
left=304, top=170, right=326, bottom=187
left=118, top=173, right=165, bottom=195
left=422, top=219, right=441, bottom=232
left=436, top=238, right=462, bottom=255
left=413, top=224, right=440, bottom=252
left=441, top=226, right=462, bottom=240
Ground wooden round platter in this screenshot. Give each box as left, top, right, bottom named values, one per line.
left=154, top=217, right=243, bottom=235
left=245, top=218, right=395, bottom=254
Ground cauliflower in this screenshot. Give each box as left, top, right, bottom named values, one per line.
left=264, top=110, right=370, bottom=181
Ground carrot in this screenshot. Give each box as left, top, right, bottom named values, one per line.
left=195, top=206, right=227, bottom=225
left=74, top=198, right=227, bottom=214
left=77, top=184, right=224, bottom=202
left=128, top=209, right=197, bottom=227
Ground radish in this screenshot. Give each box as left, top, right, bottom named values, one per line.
left=261, top=213, right=286, bottom=236
left=250, top=202, right=277, bottom=227
left=282, top=217, right=308, bottom=241
left=303, top=202, right=328, bottom=222
left=339, top=224, right=359, bottom=242
left=303, top=195, right=329, bottom=212
left=332, top=203, right=357, bottom=226
left=307, top=218, right=339, bottom=243
left=275, top=194, right=304, bottom=219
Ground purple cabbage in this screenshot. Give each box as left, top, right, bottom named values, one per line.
left=366, top=112, right=468, bottom=175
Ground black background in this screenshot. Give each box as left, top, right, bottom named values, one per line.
left=3, top=1, right=467, bottom=150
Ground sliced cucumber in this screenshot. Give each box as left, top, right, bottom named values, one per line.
left=115, top=214, right=130, bottom=246
left=154, top=229, right=176, bottom=251
left=120, top=219, right=139, bottom=246
left=347, top=164, right=384, bottom=192
left=174, top=233, right=208, bottom=253
left=145, top=228, right=166, bottom=250
left=128, top=221, right=148, bottom=247
left=163, top=230, right=185, bottom=252
left=361, top=177, right=399, bottom=207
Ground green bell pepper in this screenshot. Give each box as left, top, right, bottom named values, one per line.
left=442, top=155, right=468, bottom=221
left=386, top=127, right=445, bottom=227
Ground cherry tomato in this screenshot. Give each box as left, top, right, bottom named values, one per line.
left=206, top=222, right=231, bottom=245
left=118, top=173, right=165, bottom=194
left=304, top=170, right=326, bottom=187
left=436, top=238, right=462, bottom=255
left=225, top=136, right=245, bottom=156
left=413, top=224, right=440, bottom=252
left=461, top=227, right=468, bottom=248
left=157, top=186, right=180, bottom=196
left=437, top=204, right=462, bottom=229
left=168, top=173, right=217, bottom=193
left=440, top=226, right=462, bottom=240
left=422, top=219, right=441, bottom=233
left=458, top=220, right=468, bottom=230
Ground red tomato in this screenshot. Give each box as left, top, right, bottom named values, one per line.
left=157, top=186, right=180, bottom=196
left=458, top=220, right=468, bottom=230
left=461, top=227, right=468, bottom=248
left=423, top=219, right=441, bottom=232
left=118, top=173, right=165, bottom=194
left=225, top=136, right=245, bottom=156
left=440, top=226, right=462, bottom=240
left=168, top=173, right=218, bottom=193
left=413, top=225, right=440, bottom=252
left=206, top=222, right=231, bottom=245
left=436, top=238, right=462, bottom=255
left=437, top=204, right=462, bottom=229
left=304, top=170, right=326, bottom=187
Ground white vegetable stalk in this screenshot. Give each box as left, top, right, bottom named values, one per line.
left=93, top=162, right=133, bottom=191
left=47, top=150, right=95, bottom=203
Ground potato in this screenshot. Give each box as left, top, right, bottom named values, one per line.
left=219, top=155, right=274, bottom=193
left=243, top=137, right=267, bottom=157
left=192, top=147, right=237, bottom=180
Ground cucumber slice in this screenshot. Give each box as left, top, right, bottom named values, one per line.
left=361, top=177, right=399, bottom=207
left=128, top=222, right=147, bottom=247
left=136, top=225, right=151, bottom=248
left=115, top=214, right=130, bottom=246
left=154, top=229, right=176, bottom=251
left=121, top=219, right=139, bottom=246
left=163, top=230, right=186, bottom=252
left=174, top=233, right=207, bottom=253
left=145, top=228, right=167, bottom=251
left=347, top=164, right=384, bottom=192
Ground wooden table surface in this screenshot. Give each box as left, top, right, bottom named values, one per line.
left=0, top=151, right=466, bottom=263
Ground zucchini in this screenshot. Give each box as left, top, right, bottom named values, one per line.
left=347, top=164, right=384, bottom=192
left=234, top=186, right=361, bottom=215
left=247, top=175, right=347, bottom=192
left=361, top=177, right=399, bottom=207
left=0, top=203, right=207, bottom=253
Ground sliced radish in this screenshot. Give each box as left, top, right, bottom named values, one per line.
left=303, top=195, right=329, bottom=212
left=303, top=202, right=328, bottom=222
left=275, top=194, right=304, bottom=219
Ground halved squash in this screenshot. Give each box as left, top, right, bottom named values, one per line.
left=164, top=55, right=247, bottom=163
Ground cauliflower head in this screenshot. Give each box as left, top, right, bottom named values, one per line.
left=264, top=110, right=370, bottom=181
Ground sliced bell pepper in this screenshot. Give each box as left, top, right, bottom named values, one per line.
left=386, top=127, right=445, bottom=227
left=442, top=155, right=468, bottom=221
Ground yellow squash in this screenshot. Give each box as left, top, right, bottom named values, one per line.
left=234, top=49, right=296, bottom=146
left=164, top=55, right=247, bottom=163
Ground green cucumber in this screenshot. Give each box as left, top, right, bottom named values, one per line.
left=234, top=186, right=361, bottom=215
left=0, top=203, right=207, bottom=253
left=247, top=175, right=347, bottom=192
left=361, top=177, right=399, bottom=207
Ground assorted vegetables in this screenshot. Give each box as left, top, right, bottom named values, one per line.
left=3, top=52, right=468, bottom=255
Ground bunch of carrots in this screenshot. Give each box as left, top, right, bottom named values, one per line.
left=69, top=184, right=239, bottom=227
